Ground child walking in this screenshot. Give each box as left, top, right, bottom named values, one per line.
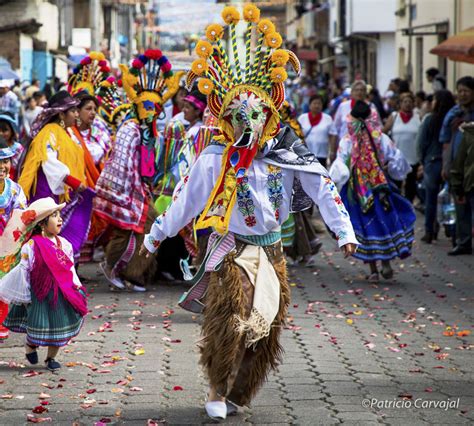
left=0, top=197, right=88, bottom=370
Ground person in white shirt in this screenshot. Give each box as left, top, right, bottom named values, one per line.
left=0, top=81, right=20, bottom=126
left=140, top=8, right=357, bottom=418
left=382, top=92, right=421, bottom=202
left=329, top=80, right=381, bottom=162
left=297, top=94, right=335, bottom=167
left=156, top=86, right=188, bottom=131
left=182, top=90, right=206, bottom=140
left=154, top=90, right=207, bottom=282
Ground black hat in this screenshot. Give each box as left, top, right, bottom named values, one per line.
left=350, top=100, right=371, bottom=120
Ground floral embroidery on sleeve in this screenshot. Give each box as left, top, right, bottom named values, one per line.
left=236, top=176, right=256, bottom=227
left=148, top=234, right=160, bottom=248
left=324, top=177, right=349, bottom=217
left=266, top=165, right=283, bottom=220
left=172, top=175, right=189, bottom=202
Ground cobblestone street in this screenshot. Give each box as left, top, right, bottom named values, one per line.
left=0, top=218, right=473, bottom=425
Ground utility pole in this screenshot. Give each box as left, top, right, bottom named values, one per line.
left=90, top=0, right=100, bottom=50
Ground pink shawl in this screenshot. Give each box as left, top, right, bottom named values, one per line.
left=30, top=235, right=88, bottom=316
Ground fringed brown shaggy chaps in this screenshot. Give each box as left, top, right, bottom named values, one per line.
left=200, top=243, right=290, bottom=407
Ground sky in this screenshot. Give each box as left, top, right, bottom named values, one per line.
left=153, top=0, right=223, bottom=36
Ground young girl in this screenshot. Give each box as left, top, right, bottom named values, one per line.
left=0, top=197, right=88, bottom=370
left=0, top=137, right=27, bottom=339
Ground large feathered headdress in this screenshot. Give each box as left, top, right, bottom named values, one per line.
left=118, top=49, right=184, bottom=114
left=68, top=51, right=111, bottom=96
left=96, top=76, right=131, bottom=129
left=186, top=3, right=300, bottom=144
left=189, top=4, right=301, bottom=235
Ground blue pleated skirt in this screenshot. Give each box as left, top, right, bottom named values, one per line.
left=341, top=184, right=416, bottom=262
left=4, top=289, right=84, bottom=347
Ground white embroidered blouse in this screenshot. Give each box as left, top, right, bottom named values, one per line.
left=144, top=144, right=358, bottom=253
left=329, top=133, right=412, bottom=190
left=0, top=236, right=82, bottom=305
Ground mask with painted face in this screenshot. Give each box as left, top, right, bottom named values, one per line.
left=224, top=92, right=269, bottom=148
left=135, top=91, right=164, bottom=123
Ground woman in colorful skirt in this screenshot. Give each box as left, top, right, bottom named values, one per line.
left=18, top=91, right=94, bottom=256
left=329, top=101, right=416, bottom=281
left=69, top=92, right=111, bottom=264
left=0, top=138, right=27, bottom=339
left=0, top=197, right=88, bottom=370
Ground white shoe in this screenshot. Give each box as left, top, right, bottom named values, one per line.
left=205, top=401, right=227, bottom=420
left=100, top=262, right=125, bottom=289
left=131, top=284, right=146, bottom=292
left=123, top=280, right=147, bottom=292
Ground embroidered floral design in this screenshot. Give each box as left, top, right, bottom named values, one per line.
left=324, top=177, right=349, bottom=217
left=0, top=253, right=17, bottom=273
left=336, top=230, right=348, bottom=241
left=266, top=165, right=283, bottom=220
left=148, top=234, right=160, bottom=248
left=13, top=228, right=22, bottom=242
left=236, top=176, right=256, bottom=227
left=172, top=175, right=189, bottom=202
left=21, top=210, right=37, bottom=225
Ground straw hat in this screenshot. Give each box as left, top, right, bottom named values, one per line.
left=0, top=197, right=65, bottom=258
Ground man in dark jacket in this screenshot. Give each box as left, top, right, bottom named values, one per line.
left=450, top=122, right=474, bottom=255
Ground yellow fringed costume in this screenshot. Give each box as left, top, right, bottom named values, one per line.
left=19, top=123, right=86, bottom=202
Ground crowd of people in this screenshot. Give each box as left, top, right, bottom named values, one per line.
left=285, top=70, right=474, bottom=257
left=0, top=3, right=472, bottom=420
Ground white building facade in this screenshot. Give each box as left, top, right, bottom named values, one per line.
left=329, top=0, right=397, bottom=91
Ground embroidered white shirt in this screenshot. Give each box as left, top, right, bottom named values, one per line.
left=144, top=144, right=358, bottom=253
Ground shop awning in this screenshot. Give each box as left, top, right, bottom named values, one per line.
left=430, top=26, right=474, bottom=64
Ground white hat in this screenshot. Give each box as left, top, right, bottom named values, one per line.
left=0, top=79, right=14, bottom=88
left=0, top=197, right=65, bottom=257
left=27, top=197, right=66, bottom=225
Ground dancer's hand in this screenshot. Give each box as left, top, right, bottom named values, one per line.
left=342, top=243, right=357, bottom=258
left=139, top=243, right=151, bottom=258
